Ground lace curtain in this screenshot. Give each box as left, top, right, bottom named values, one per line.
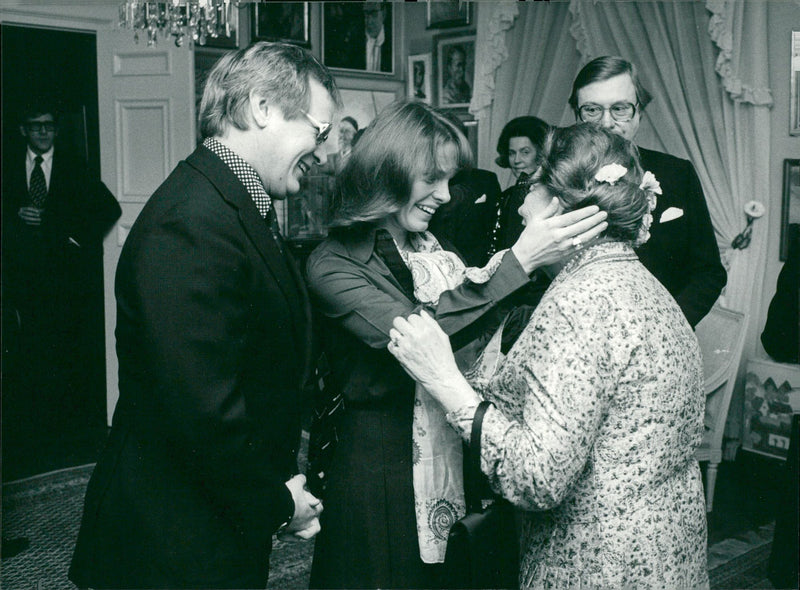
left=470, top=0, right=773, bottom=440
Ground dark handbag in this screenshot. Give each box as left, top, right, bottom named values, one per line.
left=443, top=401, right=519, bottom=590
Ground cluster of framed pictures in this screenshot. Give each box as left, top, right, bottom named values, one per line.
left=245, top=1, right=476, bottom=109
left=251, top=2, right=395, bottom=76
left=408, top=31, right=475, bottom=109
left=234, top=1, right=478, bottom=241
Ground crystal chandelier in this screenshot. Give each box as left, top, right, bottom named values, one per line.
left=118, top=1, right=239, bottom=47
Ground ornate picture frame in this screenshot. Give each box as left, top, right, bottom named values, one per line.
left=251, top=2, right=310, bottom=46
left=434, top=31, right=476, bottom=109
left=407, top=53, right=432, bottom=104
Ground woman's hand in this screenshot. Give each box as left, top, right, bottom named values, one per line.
left=388, top=311, right=480, bottom=412
left=511, top=198, right=608, bottom=274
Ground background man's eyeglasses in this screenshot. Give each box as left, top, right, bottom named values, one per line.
left=578, top=102, right=638, bottom=123
left=303, top=111, right=332, bottom=146
left=25, top=122, right=56, bottom=133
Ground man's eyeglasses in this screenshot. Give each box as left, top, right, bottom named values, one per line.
left=25, top=122, right=56, bottom=133
left=302, top=111, right=332, bottom=146
left=577, top=102, right=638, bottom=123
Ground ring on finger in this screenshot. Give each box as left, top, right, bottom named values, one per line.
left=572, top=236, right=582, bottom=248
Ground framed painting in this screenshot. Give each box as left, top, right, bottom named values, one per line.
left=407, top=53, right=432, bottom=104
left=781, top=158, right=800, bottom=261
left=427, top=0, right=471, bottom=29
left=434, top=31, right=476, bottom=109
left=742, top=359, right=800, bottom=460
left=251, top=2, right=310, bottom=46
left=322, top=1, right=394, bottom=76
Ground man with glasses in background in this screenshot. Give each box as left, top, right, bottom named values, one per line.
left=569, top=56, right=726, bottom=328
left=1, top=98, right=120, bottom=489
left=70, top=42, right=340, bottom=589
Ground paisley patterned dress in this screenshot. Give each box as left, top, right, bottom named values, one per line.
left=448, top=241, right=709, bottom=589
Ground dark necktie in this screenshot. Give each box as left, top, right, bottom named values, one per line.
left=266, top=207, right=285, bottom=254
left=29, top=155, right=47, bottom=208
left=374, top=229, right=415, bottom=300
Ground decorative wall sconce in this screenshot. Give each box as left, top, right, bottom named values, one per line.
left=731, top=200, right=765, bottom=250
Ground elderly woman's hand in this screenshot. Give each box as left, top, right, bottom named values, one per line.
left=512, top=197, right=608, bottom=274
left=388, top=311, right=480, bottom=412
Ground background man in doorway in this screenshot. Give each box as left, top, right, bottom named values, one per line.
left=1, top=97, right=121, bottom=477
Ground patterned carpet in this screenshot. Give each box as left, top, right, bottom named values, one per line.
left=1, top=464, right=314, bottom=589
left=0, top=464, right=783, bottom=590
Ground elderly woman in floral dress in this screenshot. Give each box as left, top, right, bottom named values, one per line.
left=389, top=123, right=709, bottom=589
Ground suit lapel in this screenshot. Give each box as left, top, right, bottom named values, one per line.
left=185, top=147, right=310, bottom=353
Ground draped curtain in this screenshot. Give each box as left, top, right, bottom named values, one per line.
left=470, top=0, right=773, bottom=441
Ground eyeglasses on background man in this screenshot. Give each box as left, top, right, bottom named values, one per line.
left=577, top=102, right=638, bottom=123
left=24, top=121, right=57, bottom=133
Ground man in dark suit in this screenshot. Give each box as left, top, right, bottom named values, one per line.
left=1, top=98, right=121, bottom=474
left=427, top=114, right=502, bottom=268
left=428, top=166, right=502, bottom=267
left=69, top=42, right=340, bottom=589
left=570, top=56, right=726, bottom=328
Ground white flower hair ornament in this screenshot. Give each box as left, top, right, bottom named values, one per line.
left=594, top=163, right=628, bottom=185
left=633, top=170, right=661, bottom=248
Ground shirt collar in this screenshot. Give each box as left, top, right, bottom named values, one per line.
left=27, top=147, right=54, bottom=165
left=366, top=25, right=385, bottom=48
left=202, top=137, right=272, bottom=218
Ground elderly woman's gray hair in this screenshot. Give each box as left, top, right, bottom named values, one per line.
left=538, top=123, right=651, bottom=245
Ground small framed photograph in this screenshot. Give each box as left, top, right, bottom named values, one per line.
left=781, top=158, right=800, bottom=261
left=427, top=0, right=471, bottom=29
left=322, top=2, right=395, bottom=76
left=251, top=2, right=310, bottom=46
left=407, top=53, right=432, bottom=104
left=434, top=31, right=476, bottom=109
left=791, top=31, right=800, bottom=135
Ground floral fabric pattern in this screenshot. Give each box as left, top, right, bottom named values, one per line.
left=447, top=241, right=709, bottom=589
left=398, top=231, right=508, bottom=563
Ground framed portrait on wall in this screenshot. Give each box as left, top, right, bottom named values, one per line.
left=781, top=158, right=800, bottom=261
left=427, top=0, right=471, bottom=29
left=434, top=31, right=476, bottom=109
left=322, top=2, right=394, bottom=76
left=407, top=53, right=432, bottom=104
left=251, top=2, right=310, bottom=46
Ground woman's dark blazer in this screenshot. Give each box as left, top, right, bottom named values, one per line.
left=305, top=227, right=529, bottom=589
left=69, top=145, right=312, bottom=589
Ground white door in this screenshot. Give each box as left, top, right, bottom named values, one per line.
left=95, top=25, right=196, bottom=421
